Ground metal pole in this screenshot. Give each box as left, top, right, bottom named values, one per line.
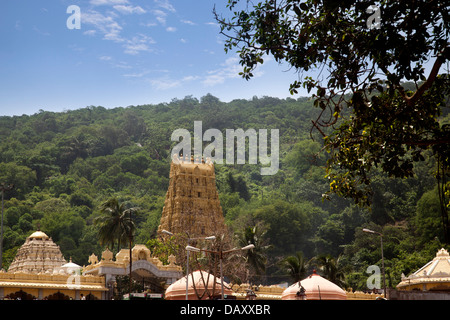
left=186, top=240, right=190, bottom=300
left=380, top=235, right=386, bottom=298
left=0, top=189, right=4, bottom=270
left=129, top=210, right=132, bottom=296
left=186, top=244, right=253, bottom=301
left=184, top=234, right=215, bottom=300
left=220, top=252, right=224, bottom=300
left=363, top=228, right=386, bottom=298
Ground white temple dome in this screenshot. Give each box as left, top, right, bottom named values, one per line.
left=28, top=230, right=49, bottom=240
left=282, top=270, right=347, bottom=300
left=165, top=270, right=233, bottom=300
left=58, top=258, right=82, bottom=275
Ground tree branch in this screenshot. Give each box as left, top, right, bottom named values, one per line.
left=405, top=47, right=447, bottom=106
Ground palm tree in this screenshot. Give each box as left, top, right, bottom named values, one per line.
left=94, top=198, right=139, bottom=294
left=95, top=198, right=132, bottom=249
left=235, top=225, right=270, bottom=282
left=314, top=254, right=347, bottom=288
left=280, top=251, right=309, bottom=283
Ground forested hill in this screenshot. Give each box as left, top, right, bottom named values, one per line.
left=0, top=94, right=446, bottom=288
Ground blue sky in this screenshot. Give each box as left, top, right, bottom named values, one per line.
left=0, top=0, right=303, bottom=117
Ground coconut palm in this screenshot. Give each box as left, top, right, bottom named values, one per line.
left=94, top=198, right=139, bottom=294
left=314, top=254, right=348, bottom=288
left=235, top=224, right=270, bottom=279
left=280, top=251, right=309, bottom=283
left=95, top=198, right=136, bottom=250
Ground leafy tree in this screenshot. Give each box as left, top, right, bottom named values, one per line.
left=95, top=197, right=139, bottom=294
left=94, top=198, right=137, bottom=251
left=120, top=152, right=150, bottom=176
left=215, top=0, right=449, bottom=241
left=314, top=217, right=345, bottom=257
left=0, top=163, right=36, bottom=199
left=284, top=139, right=324, bottom=175
left=146, top=236, right=179, bottom=265
left=235, top=224, right=271, bottom=282
left=69, top=191, right=94, bottom=208
left=17, top=213, right=33, bottom=233
left=415, top=187, right=445, bottom=243
left=38, top=203, right=85, bottom=245
left=226, top=172, right=251, bottom=201
left=280, top=251, right=309, bottom=282
left=253, top=199, right=312, bottom=255
left=313, top=254, right=348, bottom=288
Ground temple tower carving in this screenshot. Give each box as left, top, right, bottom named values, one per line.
left=158, top=155, right=226, bottom=238
left=7, top=230, right=67, bottom=274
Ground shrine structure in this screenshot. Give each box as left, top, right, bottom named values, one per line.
left=397, top=248, right=450, bottom=292
left=0, top=230, right=107, bottom=300
left=157, top=155, right=227, bottom=238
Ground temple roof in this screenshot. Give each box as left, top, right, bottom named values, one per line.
left=282, top=270, right=347, bottom=300
left=412, top=248, right=450, bottom=276
left=165, top=270, right=232, bottom=300
left=7, top=230, right=67, bottom=274
left=397, top=248, right=450, bottom=290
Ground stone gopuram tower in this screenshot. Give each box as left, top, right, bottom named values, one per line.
left=158, top=155, right=226, bottom=238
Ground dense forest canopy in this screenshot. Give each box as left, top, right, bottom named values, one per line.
left=0, top=93, right=448, bottom=290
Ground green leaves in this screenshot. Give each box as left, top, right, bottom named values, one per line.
left=217, top=0, right=449, bottom=216
left=95, top=198, right=139, bottom=250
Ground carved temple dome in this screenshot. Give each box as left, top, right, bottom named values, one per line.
left=7, top=229, right=67, bottom=274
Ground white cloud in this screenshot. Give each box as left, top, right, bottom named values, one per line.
left=82, top=10, right=155, bottom=55
left=181, top=20, right=195, bottom=25
left=154, top=0, right=175, bottom=13
left=166, top=26, right=176, bottom=32
left=113, top=5, right=146, bottom=15
left=123, top=34, right=155, bottom=55
left=152, top=9, right=167, bottom=24
left=147, top=57, right=260, bottom=92
left=202, top=56, right=267, bottom=87
left=83, top=29, right=97, bottom=36
left=97, top=55, right=132, bottom=69
left=33, top=26, right=50, bottom=36
left=151, top=0, right=177, bottom=25
left=90, top=0, right=129, bottom=6
left=202, top=57, right=242, bottom=87
left=150, top=78, right=181, bottom=90
left=123, top=71, right=151, bottom=78
left=82, top=10, right=123, bottom=42
left=205, top=22, right=219, bottom=27
left=149, top=75, right=197, bottom=90
left=112, top=61, right=132, bottom=69
left=15, top=20, right=22, bottom=30
left=141, top=22, right=158, bottom=27
left=182, top=75, right=199, bottom=82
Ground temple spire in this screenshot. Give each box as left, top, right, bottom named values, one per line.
left=158, top=156, right=226, bottom=238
